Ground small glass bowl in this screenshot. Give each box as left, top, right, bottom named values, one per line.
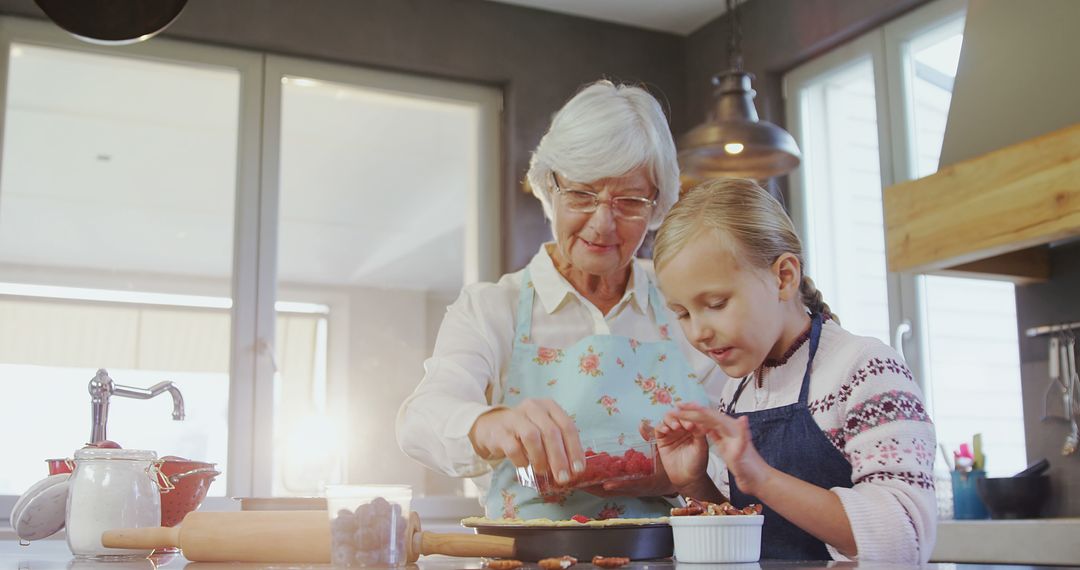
left=516, top=437, right=657, bottom=495
left=325, top=484, right=412, bottom=567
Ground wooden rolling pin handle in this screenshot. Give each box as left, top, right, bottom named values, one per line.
left=407, top=511, right=424, bottom=563
left=102, top=526, right=181, bottom=550
left=405, top=512, right=515, bottom=561
left=419, top=531, right=515, bottom=559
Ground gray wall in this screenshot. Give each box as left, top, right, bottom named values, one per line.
left=1016, top=244, right=1080, bottom=517
left=0, top=0, right=687, bottom=273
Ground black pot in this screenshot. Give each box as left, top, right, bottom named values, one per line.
left=975, top=475, right=1050, bottom=519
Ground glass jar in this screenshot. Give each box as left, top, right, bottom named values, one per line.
left=326, top=484, right=412, bottom=567
left=66, top=448, right=162, bottom=559
left=516, top=435, right=658, bottom=494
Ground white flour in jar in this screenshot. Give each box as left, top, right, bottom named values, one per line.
left=65, top=448, right=161, bottom=559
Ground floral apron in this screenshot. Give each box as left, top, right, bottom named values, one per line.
left=485, top=268, right=710, bottom=520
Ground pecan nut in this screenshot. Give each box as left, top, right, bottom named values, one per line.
left=539, top=555, right=578, bottom=570
left=484, top=560, right=524, bottom=570
left=591, top=556, right=630, bottom=568
left=669, top=505, right=704, bottom=516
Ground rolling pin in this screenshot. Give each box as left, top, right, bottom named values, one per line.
left=102, top=510, right=515, bottom=563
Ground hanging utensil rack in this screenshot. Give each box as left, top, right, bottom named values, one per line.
left=1026, top=320, right=1080, bottom=337
left=1027, top=321, right=1080, bottom=455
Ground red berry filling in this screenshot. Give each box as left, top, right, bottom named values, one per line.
left=534, top=446, right=654, bottom=494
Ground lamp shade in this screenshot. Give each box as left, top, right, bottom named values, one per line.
left=34, top=0, right=188, bottom=45
left=679, top=71, right=801, bottom=181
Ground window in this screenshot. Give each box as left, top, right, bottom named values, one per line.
left=894, top=9, right=1026, bottom=476
left=790, top=55, right=890, bottom=343
left=0, top=34, right=249, bottom=503
left=785, top=0, right=1026, bottom=480
left=0, top=17, right=501, bottom=518
left=263, top=57, right=502, bottom=496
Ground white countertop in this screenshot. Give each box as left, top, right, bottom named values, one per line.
left=931, top=518, right=1080, bottom=565
left=6, top=518, right=1080, bottom=566
left=4, top=539, right=1078, bottom=570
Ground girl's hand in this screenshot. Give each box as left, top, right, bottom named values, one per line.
left=654, top=410, right=712, bottom=495
left=670, top=402, right=773, bottom=496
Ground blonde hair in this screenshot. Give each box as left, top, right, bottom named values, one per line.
left=653, top=178, right=838, bottom=323
left=525, top=80, right=679, bottom=230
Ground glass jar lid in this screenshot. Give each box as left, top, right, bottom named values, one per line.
left=73, top=448, right=158, bottom=461
left=10, top=472, right=70, bottom=541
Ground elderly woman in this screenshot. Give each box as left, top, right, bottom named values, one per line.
left=396, top=80, right=722, bottom=520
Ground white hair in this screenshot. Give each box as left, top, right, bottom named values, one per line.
left=525, top=80, right=679, bottom=230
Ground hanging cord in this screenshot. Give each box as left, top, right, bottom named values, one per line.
left=727, top=0, right=744, bottom=71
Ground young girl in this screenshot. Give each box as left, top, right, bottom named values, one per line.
left=652, top=179, right=937, bottom=563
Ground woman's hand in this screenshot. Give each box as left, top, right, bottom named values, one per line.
left=469, top=398, right=586, bottom=484
left=669, top=402, right=773, bottom=497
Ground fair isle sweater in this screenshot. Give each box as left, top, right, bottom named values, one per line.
left=709, top=319, right=937, bottom=563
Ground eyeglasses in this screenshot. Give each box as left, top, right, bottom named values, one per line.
left=551, top=173, right=657, bottom=221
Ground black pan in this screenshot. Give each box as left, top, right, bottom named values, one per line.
left=464, top=522, right=673, bottom=561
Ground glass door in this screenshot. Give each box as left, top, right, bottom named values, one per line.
left=0, top=18, right=262, bottom=502
left=883, top=1, right=1025, bottom=477
left=257, top=56, right=502, bottom=497
left=785, top=32, right=899, bottom=346
left=786, top=0, right=1026, bottom=488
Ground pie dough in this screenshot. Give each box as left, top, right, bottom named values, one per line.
left=461, top=515, right=668, bottom=527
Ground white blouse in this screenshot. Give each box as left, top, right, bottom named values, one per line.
left=396, top=243, right=727, bottom=495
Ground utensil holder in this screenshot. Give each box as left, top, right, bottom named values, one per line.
left=951, top=469, right=990, bottom=520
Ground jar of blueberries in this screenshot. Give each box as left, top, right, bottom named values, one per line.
left=326, top=484, right=413, bottom=567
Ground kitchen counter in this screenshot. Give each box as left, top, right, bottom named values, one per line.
left=934, top=518, right=1080, bottom=565
left=3, top=541, right=1077, bottom=570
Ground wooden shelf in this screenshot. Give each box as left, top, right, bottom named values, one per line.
left=884, top=122, right=1080, bottom=283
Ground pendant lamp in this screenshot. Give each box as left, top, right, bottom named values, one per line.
left=678, top=0, right=801, bottom=181
left=34, top=0, right=188, bottom=45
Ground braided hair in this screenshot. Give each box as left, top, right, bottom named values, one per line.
left=653, top=178, right=840, bottom=324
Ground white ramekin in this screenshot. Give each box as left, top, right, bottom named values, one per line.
left=669, top=514, right=764, bottom=563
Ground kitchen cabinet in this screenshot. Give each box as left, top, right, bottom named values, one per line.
left=883, top=122, right=1080, bottom=283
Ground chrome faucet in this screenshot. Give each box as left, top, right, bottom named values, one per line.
left=88, top=368, right=185, bottom=444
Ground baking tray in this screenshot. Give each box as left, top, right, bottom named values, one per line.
left=463, top=521, right=673, bottom=561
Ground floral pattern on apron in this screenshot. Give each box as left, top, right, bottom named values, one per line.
left=485, top=268, right=711, bottom=520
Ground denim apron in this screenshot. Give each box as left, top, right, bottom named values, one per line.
left=485, top=268, right=710, bottom=520
left=725, top=314, right=853, bottom=560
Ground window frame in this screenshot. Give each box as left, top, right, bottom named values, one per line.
left=783, top=0, right=968, bottom=397
left=0, top=15, right=503, bottom=523
left=881, top=0, right=968, bottom=413
left=783, top=29, right=907, bottom=371
left=258, top=54, right=502, bottom=497
left=0, top=15, right=264, bottom=520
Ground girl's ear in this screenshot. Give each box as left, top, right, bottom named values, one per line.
left=772, top=253, right=802, bottom=302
